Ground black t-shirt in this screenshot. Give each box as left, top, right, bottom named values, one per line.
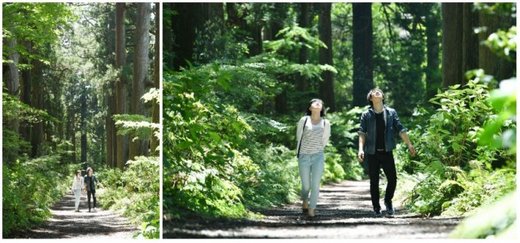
left=375, top=112, right=385, bottom=150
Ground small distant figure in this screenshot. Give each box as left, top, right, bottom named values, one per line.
left=84, top=167, right=98, bottom=213
left=71, top=170, right=84, bottom=212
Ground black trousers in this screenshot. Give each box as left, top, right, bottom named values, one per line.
left=87, top=190, right=97, bottom=211
left=367, top=151, right=397, bottom=211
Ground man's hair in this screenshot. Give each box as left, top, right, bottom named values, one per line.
left=86, top=167, right=93, bottom=174
left=306, top=98, right=326, bottom=117
left=366, top=88, right=385, bottom=107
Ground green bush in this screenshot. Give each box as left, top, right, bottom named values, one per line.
left=395, top=77, right=516, bottom=216
left=97, top=156, right=160, bottom=239
left=326, top=107, right=367, bottom=180
left=3, top=156, right=75, bottom=237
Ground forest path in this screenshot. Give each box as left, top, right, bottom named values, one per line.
left=164, top=180, right=462, bottom=238
left=9, top=192, right=137, bottom=239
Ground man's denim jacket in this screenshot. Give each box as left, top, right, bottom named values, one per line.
left=358, top=106, right=407, bottom=155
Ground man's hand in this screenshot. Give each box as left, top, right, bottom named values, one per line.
left=408, top=144, right=416, bottom=157
left=358, top=150, right=365, bottom=162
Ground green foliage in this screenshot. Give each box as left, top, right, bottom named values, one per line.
left=2, top=3, right=76, bottom=65
left=193, top=19, right=250, bottom=64
left=3, top=156, right=75, bottom=236
left=484, top=26, right=516, bottom=62
left=97, top=156, right=160, bottom=239
left=163, top=54, right=351, bottom=221
left=113, top=114, right=159, bottom=141
left=243, top=144, right=300, bottom=209
left=395, top=78, right=515, bottom=216
left=372, top=3, right=436, bottom=116
left=478, top=78, right=516, bottom=153
left=2, top=91, right=58, bottom=124
left=163, top=78, right=254, bottom=219
left=450, top=192, right=516, bottom=238
left=264, top=25, right=326, bottom=55
left=326, top=107, right=367, bottom=180
left=322, top=146, right=346, bottom=184
left=2, top=129, right=31, bottom=164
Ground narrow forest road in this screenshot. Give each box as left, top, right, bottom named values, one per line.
left=9, top=192, right=137, bottom=239
left=164, top=180, right=462, bottom=238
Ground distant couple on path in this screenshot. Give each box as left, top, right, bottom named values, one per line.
left=71, top=167, right=98, bottom=213
left=296, top=88, right=416, bottom=218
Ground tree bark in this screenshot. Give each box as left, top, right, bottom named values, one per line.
left=271, top=3, right=289, bottom=114
left=478, top=4, right=516, bottom=83
left=318, top=3, right=335, bottom=112
left=150, top=2, right=160, bottom=156
left=441, top=3, right=463, bottom=87
left=115, top=3, right=128, bottom=168
left=170, top=3, right=203, bottom=70
left=129, top=3, right=151, bottom=161
left=352, top=3, right=373, bottom=107
left=30, top=59, right=44, bottom=157
left=462, top=3, right=479, bottom=79
left=80, top=89, right=88, bottom=163
left=425, top=4, right=441, bottom=100
left=296, top=3, right=311, bottom=93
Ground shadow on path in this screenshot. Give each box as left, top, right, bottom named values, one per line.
left=164, top=180, right=462, bottom=238
left=9, top=193, right=137, bottom=239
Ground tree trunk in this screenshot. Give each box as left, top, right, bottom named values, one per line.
left=318, top=3, right=335, bottom=112
left=106, top=91, right=114, bottom=167
left=296, top=3, right=311, bottom=93
left=6, top=36, right=21, bottom=146
left=150, top=2, right=160, bottom=156
left=352, top=3, right=373, bottom=107
left=80, top=90, right=88, bottom=163
left=115, top=3, right=128, bottom=169
left=30, top=60, right=44, bottom=157
left=462, top=3, right=479, bottom=79
left=20, top=41, right=33, bottom=143
left=6, top=38, right=20, bottom=96
left=425, top=4, right=442, bottom=100
left=441, top=3, right=464, bottom=87
left=171, top=3, right=203, bottom=70
left=129, top=3, right=151, bottom=161
left=271, top=3, right=288, bottom=114
left=478, top=4, right=516, bottom=83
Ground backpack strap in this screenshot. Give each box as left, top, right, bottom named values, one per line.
left=297, top=117, right=308, bottom=158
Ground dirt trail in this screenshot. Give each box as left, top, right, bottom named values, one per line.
left=164, top=180, right=462, bottom=238
left=9, top=192, right=137, bottom=239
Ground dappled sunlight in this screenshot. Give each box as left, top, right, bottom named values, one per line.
left=9, top=192, right=137, bottom=239
left=164, top=179, right=461, bottom=238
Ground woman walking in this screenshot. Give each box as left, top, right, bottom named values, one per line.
left=71, top=170, right=84, bottom=212
left=296, top=98, right=331, bottom=217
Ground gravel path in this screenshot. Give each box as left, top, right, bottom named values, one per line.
left=164, top=180, right=462, bottom=238
left=8, top=192, right=138, bottom=239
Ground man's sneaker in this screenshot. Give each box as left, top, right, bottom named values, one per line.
left=385, top=202, right=394, bottom=216
left=374, top=210, right=382, bottom=217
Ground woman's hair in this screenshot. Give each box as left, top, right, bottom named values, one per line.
left=306, top=98, right=325, bottom=117
left=86, top=167, right=93, bottom=174
left=366, top=88, right=385, bottom=107
left=75, top=170, right=82, bottom=176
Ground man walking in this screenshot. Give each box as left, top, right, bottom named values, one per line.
left=358, top=88, right=416, bottom=216
left=84, top=167, right=98, bottom=212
